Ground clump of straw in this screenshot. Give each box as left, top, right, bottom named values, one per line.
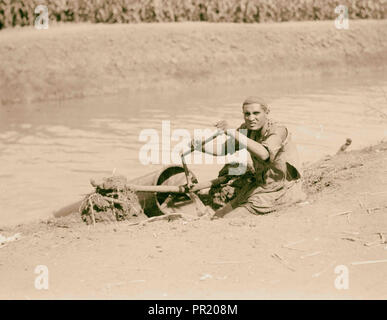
left=79, top=175, right=144, bottom=225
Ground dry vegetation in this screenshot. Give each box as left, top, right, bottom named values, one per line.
left=0, top=0, right=386, bottom=29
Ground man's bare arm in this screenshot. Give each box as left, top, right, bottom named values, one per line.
left=196, top=139, right=233, bottom=156
left=227, top=130, right=269, bottom=161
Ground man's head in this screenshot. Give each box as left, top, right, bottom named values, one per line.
left=242, top=96, right=270, bottom=131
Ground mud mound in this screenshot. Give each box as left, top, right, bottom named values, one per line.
left=302, top=141, right=387, bottom=194
left=79, top=175, right=146, bottom=225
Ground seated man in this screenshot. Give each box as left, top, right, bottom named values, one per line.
left=191, top=96, right=306, bottom=219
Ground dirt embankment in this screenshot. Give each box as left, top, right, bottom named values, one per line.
left=1, top=141, right=386, bottom=299
left=1, top=20, right=387, bottom=105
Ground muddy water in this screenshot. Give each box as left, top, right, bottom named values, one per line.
left=1, top=72, right=386, bottom=226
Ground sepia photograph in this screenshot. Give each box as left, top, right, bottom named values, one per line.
left=0, top=0, right=386, bottom=303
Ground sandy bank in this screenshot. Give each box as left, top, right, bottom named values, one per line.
left=1, top=20, right=387, bottom=105
left=1, top=141, right=386, bottom=299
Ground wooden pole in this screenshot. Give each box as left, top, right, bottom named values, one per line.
left=181, top=129, right=223, bottom=157
left=128, top=175, right=228, bottom=193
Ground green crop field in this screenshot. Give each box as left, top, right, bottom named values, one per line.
left=0, top=0, right=386, bottom=29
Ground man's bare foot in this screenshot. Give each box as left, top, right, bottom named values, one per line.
left=196, top=206, right=215, bottom=220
